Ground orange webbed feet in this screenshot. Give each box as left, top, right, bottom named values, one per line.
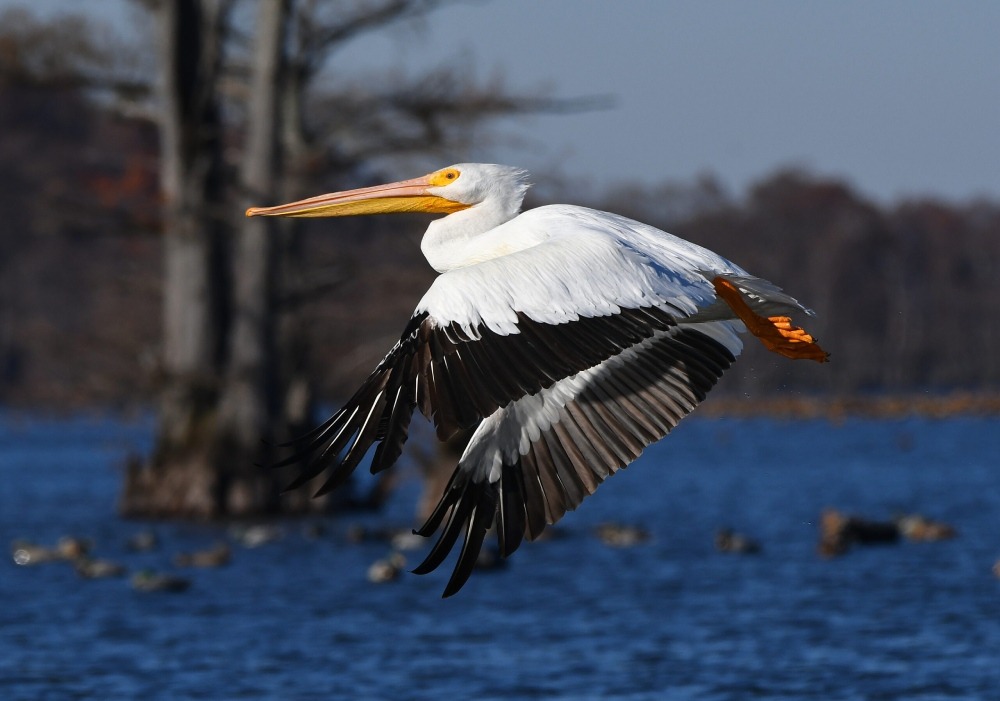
left=761, top=315, right=830, bottom=362
left=712, top=278, right=830, bottom=363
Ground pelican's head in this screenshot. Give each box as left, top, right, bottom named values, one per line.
left=245, top=163, right=530, bottom=220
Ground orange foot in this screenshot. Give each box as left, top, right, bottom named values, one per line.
left=713, top=277, right=830, bottom=363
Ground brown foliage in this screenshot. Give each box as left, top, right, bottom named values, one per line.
left=0, top=82, right=160, bottom=409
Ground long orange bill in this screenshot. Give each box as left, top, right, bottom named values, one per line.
left=245, top=175, right=469, bottom=219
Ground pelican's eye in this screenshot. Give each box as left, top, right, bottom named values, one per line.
left=428, top=168, right=461, bottom=187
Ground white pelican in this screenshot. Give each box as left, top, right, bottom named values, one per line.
left=247, top=163, right=828, bottom=596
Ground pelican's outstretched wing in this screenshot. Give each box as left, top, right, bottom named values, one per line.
left=413, top=321, right=742, bottom=596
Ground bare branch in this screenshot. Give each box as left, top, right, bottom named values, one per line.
left=295, top=0, right=455, bottom=76
left=0, top=6, right=157, bottom=108
left=304, top=64, right=612, bottom=166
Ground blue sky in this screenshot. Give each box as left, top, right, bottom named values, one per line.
left=11, top=0, right=1000, bottom=202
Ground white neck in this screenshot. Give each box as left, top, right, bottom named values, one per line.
left=421, top=197, right=522, bottom=272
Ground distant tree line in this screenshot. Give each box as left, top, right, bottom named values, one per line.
left=4, top=63, right=998, bottom=409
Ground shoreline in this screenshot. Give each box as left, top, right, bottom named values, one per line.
left=700, top=392, right=1000, bottom=420
left=3, top=392, right=1000, bottom=422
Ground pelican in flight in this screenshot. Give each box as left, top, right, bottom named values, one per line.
left=247, top=164, right=828, bottom=596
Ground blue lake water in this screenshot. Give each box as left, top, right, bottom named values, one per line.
left=1, top=413, right=998, bottom=700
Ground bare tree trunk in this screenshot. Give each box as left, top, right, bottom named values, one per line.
left=213, top=0, right=290, bottom=515
left=275, top=64, right=320, bottom=439
left=121, top=0, right=230, bottom=518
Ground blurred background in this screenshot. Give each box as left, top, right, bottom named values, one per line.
left=2, top=2, right=999, bottom=699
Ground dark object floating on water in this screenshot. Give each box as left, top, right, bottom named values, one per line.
left=594, top=522, right=650, bottom=548
left=74, top=557, right=127, bottom=579
left=229, top=524, right=284, bottom=548
left=367, top=552, right=407, bottom=584
left=895, top=513, right=957, bottom=541
left=131, top=570, right=191, bottom=593
left=344, top=524, right=426, bottom=552
left=818, top=508, right=901, bottom=557
left=819, top=508, right=959, bottom=557
left=126, top=531, right=159, bottom=552
left=714, top=528, right=761, bottom=555
left=301, top=522, right=327, bottom=540
left=173, top=542, right=231, bottom=568
left=11, top=537, right=91, bottom=566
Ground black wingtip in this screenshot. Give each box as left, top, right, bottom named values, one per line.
left=312, top=467, right=352, bottom=497
left=440, top=561, right=472, bottom=598
left=271, top=452, right=307, bottom=469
